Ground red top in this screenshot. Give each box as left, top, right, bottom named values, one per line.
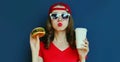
left=39, top=42, right=80, bottom=62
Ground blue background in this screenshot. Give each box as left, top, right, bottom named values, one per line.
left=0, top=0, right=120, bottom=62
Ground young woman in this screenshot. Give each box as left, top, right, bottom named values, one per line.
left=30, top=2, right=89, bottom=62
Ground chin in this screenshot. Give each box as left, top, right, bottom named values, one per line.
left=56, top=28, right=66, bottom=31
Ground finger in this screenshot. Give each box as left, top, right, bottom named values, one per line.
left=78, top=47, right=88, bottom=52
left=30, top=33, right=35, bottom=42
left=84, top=39, right=89, bottom=45
left=78, top=44, right=87, bottom=49
left=36, top=35, right=40, bottom=42
left=36, top=35, right=40, bottom=50
left=36, top=35, right=40, bottom=43
left=83, top=42, right=89, bottom=52
left=30, top=33, right=33, bottom=44
left=81, top=43, right=88, bottom=48
left=30, top=34, right=35, bottom=49
left=79, top=46, right=89, bottom=52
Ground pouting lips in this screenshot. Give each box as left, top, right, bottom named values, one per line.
left=58, top=23, right=63, bottom=27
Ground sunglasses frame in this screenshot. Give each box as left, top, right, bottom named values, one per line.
left=49, top=12, right=70, bottom=20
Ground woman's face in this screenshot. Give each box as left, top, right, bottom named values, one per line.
left=49, top=6, right=70, bottom=31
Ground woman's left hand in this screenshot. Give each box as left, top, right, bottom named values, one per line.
left=77, top=39, right=89, bottom=58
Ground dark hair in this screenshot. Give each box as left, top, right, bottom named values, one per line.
left=41, top=3, right=76, bottom=49
left=41, top=15, right=76, bottom=49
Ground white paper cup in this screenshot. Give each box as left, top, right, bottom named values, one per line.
left=75, top=28, right=87, bottom=48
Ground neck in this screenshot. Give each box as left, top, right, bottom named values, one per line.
left=53, top=30, right=67, bottom=43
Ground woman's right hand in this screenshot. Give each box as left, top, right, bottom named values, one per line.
left=30, top=33, right=43, bottom=62
left=30, top=33, right=40, bottom=55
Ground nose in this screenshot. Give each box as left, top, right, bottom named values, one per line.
left=57, top=16, right=62, bottom=22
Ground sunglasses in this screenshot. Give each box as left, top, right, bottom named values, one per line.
left=49, top=13, right=70, bottom=20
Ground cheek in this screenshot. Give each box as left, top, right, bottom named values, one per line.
left=63, top=20, right=69, bottom=27
left=51, top=21, right=57, bottom=28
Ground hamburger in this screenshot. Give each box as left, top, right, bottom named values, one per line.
left=31, top=27, right=45, bottom=38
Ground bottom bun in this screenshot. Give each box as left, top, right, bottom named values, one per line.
left=32, top=32, right=45, bottom=38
